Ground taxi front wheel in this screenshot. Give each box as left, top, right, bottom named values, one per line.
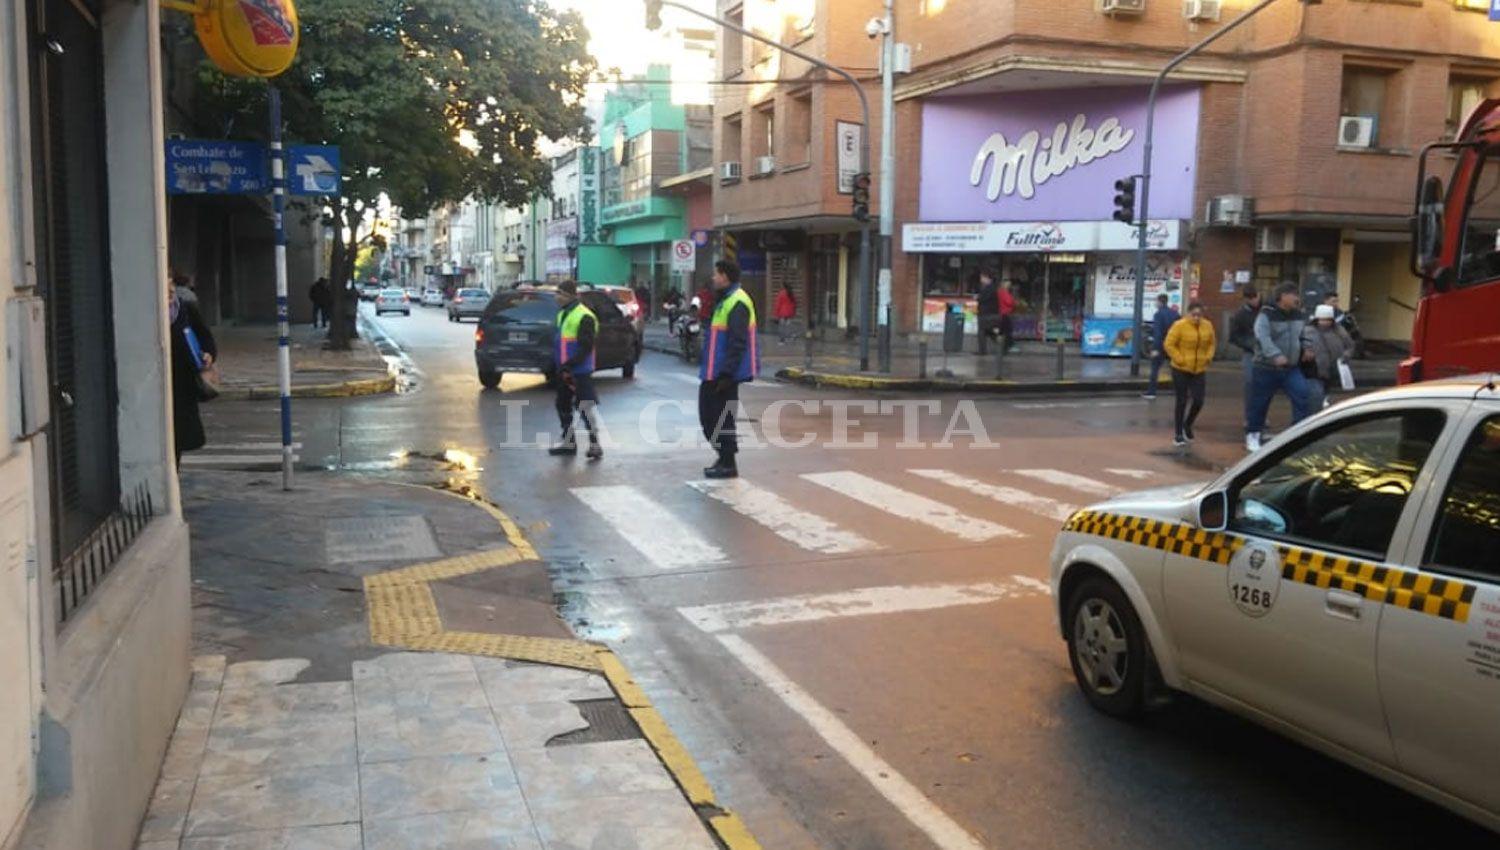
left=1065, top=577, right=1149, bottom=719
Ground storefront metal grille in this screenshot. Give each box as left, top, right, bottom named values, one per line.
left=54, top=484, right=155, bottom=625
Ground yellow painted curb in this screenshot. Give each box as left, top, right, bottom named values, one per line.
left=361, top=485, right=759, bottom=848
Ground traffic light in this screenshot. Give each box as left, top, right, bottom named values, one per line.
left=1112, top=176, right=1137, bottom=225
left=851, top=172, right=871, bottom=222
left=645, top=0, right=662, bottom=30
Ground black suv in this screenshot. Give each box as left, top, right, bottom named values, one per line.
left=473, top=287, right=642, bottom=389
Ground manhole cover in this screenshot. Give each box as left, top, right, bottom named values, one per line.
left=547, top=699, right=642, bottom=747
left=325, top=515, right=442, bottom=564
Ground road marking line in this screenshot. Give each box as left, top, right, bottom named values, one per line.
left=571, top=485, right=728, bottom=569
left=1012, top=468, right=1121, bottom=497
left=714, top=633, right=987, bottom=850
left=909, top=469, right=1078, bottom=523
left=1011, top=575, right=1054, bottom=595
left=679, top=579, right=1045, bottom=634
left=687, top=479, right=876, bottom=554
left=1105, top=468, right=1157, bottom=481
left=181, top=454, right=301, bottom=466
left=211, top=442, right=305, bottom=450
left=665, top=373, right=701, bottom=385
left=802, top=471, right=1019, bottom=542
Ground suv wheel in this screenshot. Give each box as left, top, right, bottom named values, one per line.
left=1065, top=576, right=1150, bottom=719
left=478, top=368, right=501, bottom=390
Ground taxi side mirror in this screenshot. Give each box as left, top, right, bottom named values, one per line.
left=1198, top=491, right=1228, bottom=531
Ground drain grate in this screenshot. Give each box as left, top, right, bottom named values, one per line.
left=546, top=699, right=642, bottom=747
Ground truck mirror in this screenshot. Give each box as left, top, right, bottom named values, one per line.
left=1414, top=175, right=1444, bottom=282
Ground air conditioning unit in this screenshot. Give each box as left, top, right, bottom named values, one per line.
left=754, top=156, right=777, bottom=176
left=1100, top=0, right=1146, bottom=16
left=719, top=161, right=742, bottom=182
left=1183, top=0, right=1220, bottom=21
left=1338, top=115, right=1376, bottom=149
left=1207, top=194, right=1253, bottom=227
left=1256, top=225, right=1296, bottom=254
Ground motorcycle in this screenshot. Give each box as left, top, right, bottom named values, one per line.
left=675, top=311, right=700, bottom=363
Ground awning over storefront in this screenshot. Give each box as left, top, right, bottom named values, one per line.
left=903, top=219, right=1185, bottom=253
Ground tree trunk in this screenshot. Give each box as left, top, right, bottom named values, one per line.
left=325, top=202, right=358, bottom=350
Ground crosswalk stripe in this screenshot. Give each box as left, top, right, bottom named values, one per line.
left=679, top=578, right=1048, bottom=633
left=571, top=485, right=727, bottom=569
left=212, top=442, right=305, bottom=450
left=1105, top=468, right=1156, bottom=481
left=665, top=373, right=700, bottom=385
left=687, top=479, right=876, bottom=554
left=802, top=471, right=1020, bottom=542
left=181, top=454, right=301, bottom=466
left=908, top=469, right=1078, bottom=523
left=1012, top=469, right=1121, bottom=498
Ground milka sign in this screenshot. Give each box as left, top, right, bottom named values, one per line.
left=970, top=113, right=1134, bottom=202
left=918, top=88, right=1200, bottom=223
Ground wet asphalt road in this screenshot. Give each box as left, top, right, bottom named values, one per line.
left=194, top=304, right=1491, bottom=849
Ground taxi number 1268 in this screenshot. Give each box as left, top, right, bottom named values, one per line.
left=1231, top=583, right=1272, bottom=610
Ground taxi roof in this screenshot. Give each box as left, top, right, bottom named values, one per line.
left=1356, top=374, right=1499, bottom=403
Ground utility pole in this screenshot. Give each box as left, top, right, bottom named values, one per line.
left=268, top=85, right=293, bottom=491
left=874, top=0, right=897, bottom=374
left=1130, top=0, right=1301, bottom=376
left=648, top=0, right=874, bottom=370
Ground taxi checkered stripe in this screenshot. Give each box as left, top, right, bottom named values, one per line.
left=1063, top=510, right=1475, bottom=624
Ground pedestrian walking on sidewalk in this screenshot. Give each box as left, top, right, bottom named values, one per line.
left=1142, top=293, right=1179, bottom=399
left=699, top=260, right=759, bottom=480
left=773, top=284, right=797, bottom=344
left=168, top=273, right=217, bottom=464
left=1163, top=301, right=1215, bottom=446
left=1228, top=284, right=1262, bottom=433
left=309, top=277, right=331, bottom=329
left=976, top=270, right=1000, bottom=354
left=1245, top=283, right=1312, bottom=452
left=548, top=281, right=603, bottom=461
left=998, top=279, right=1017, bottom=353
left=1302, top=304, right=1355, bottom=410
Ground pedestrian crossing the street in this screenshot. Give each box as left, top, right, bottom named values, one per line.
left=569, top=466, right=1166, bottom=569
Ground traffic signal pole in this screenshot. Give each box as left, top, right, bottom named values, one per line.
left=876, top=0, right=896, bottom=374
left=650, top=1, right=875, bottom=370
left=1131, top=0, right=1282, bottom=377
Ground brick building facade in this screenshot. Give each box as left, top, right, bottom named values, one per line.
left=713, top=0, right=1500, bottom=349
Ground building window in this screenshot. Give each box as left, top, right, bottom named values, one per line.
left=1339, top=66, right=1394, bottom=148
left=1447, top=76, right=1495, bottom=140
left=722, top=113, right=743, bottom=165
left=723, top=6, right=743, bottom=77
left=752, top=102, right=775, bottom=161
left=786, top=91, right=812, bottom=166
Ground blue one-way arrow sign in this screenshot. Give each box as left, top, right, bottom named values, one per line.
left=286, top=145, right=341, bottom=196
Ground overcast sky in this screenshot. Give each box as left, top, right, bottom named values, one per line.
left=556, top=0, right=715, bottom=79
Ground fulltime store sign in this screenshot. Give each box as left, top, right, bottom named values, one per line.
left=903, top=220, right=1184, bottom=253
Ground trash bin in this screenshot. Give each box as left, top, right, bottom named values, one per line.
left=943, top=303, right=965, bottom=353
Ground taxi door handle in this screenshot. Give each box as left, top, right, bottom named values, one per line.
left=1325, top=590, right=1364, bottom=621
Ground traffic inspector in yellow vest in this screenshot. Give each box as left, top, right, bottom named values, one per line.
left=698, top=260, right=759, bottom=479
left=549, top=281, right=603, bottom=461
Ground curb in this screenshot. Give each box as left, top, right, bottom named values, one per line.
left=363, top=483, right=761, bottom=850
left=776, top=366, right=1170, bottom=394
left=220, top=372, right=396, bottom=401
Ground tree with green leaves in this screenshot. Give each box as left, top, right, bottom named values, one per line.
left=172, top=0, right=594, bottom=347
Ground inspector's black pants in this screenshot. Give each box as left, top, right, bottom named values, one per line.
left=555, top=372, right=599, bottom=442
left=698, top=380, right=740, bottom=462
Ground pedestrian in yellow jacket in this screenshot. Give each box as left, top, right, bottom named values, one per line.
left=1163, top=302, right=1216, bottom=446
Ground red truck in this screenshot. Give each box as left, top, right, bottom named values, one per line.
left=1406, top=98, right=1500, bottom=384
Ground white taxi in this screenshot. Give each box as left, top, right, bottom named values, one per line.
left=1051, top=375, right=1500, bottom=832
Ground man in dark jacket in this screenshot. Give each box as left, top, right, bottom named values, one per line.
left=698, top=260, right=759, bottom=479
left=549, top=282, right=603, bottom=460
left=975, top=270, right=1000, bottom=354
left=1228, top=284, right=1262, bottom=434
left=1246, top=282, right=1312, bottom=452
left=1142, top=294, right=1179, bottom=399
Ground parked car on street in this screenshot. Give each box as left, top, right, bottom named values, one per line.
left=472, top=286, right=639, bottom=389
left=593, top=285, right=647, bottom=341
left=374, top=288, right=411, bottom=316
left=421, top=287, right=445, bottom=307
left=447, top=288, right=489, bottom=322
left=1050, top=375, right=1500, bottom=833
left=359, top=282, right=382, bottom=301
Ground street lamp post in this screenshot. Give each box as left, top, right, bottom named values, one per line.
left=649, top=0, right=875, bottom=371
left=1130, top=0, right=1288, bottom=376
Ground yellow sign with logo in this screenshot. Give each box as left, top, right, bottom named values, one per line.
left=191, top=0, right=299, bottom=78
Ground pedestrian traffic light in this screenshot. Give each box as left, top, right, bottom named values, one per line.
left=645, top=0, right=662, bottom=30
left=852, top=172, right=872, bottom=222
left=1112, top=176, right=1137, bottom=225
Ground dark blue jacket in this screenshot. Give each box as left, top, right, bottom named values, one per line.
left=1151, top=305, right=1180, bottom=349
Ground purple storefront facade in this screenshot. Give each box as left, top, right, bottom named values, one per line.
left=906, top=85, right=1203, bottom=350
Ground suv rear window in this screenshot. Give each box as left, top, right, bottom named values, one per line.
left=458, top=289, right=488, bottom=298
left=484, top=291, right=556, bottom=323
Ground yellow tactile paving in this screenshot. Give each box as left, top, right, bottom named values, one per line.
left=361, top=486, right=757, bottom=847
